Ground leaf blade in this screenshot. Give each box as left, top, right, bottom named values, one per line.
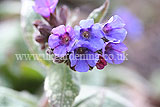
left=0, top=86, right=38, bottom=107
left=44, top=64, right=80, bottom=107
left=88, top=0, right=109, bottom=23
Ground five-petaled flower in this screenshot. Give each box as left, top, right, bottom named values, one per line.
left=74, top=19, right=104, bottom=50
left=33, top=0, right=58, bottom=17
left=103, top=43, right=128, bottom=64
left=48, top=25, right=76, bottom=57
left=69, top=41, right=99, bottom=72
left=103, top=15, right=127, bottom=43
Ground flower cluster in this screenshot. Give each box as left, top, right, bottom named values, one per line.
left=33, top=0, right=128, bottom=72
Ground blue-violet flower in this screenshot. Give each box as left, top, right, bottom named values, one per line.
left=69, top=41, right=99, bottom=72
left=48, top=25, right=76, bottom=57
left=103, top=15, right=127, bottom=43
left=103, top=43, right=128, bottom=64
left=74, top=19, right=104, bottom=50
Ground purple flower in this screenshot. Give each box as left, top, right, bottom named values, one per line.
left=33, top=0, right=58, bottom=17
left=103, top=43, right=128, bottom=64
left=74, top=19, right=104, bottom=50
left=48, top=25, right=76, bottom=57
left=103, top=15, right=127, bottom=43
left=69, top=41, right=99, bottom=72
left=114, top=7, right=144, bottom=41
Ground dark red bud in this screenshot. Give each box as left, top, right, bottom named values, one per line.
left=100, top=56, right=107, bottom=66
left=96, top=63, right=105, bottom=70
left=96, top=56, right=107, bottom=70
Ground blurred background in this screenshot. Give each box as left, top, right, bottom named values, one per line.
left=0, top=0, right=160, bottom=107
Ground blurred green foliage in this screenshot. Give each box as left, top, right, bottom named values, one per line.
left=0, top=6, right=44, bottom=93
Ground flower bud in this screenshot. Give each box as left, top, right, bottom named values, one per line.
left=35, top=35, right=46, bottom=43
left=60, top=5, right=68, bottom=25
left=96, top=56, right=107, bottom=70
left=33, top=20, right=52, bottom=38
left=38, top=25, right=52, bottom=38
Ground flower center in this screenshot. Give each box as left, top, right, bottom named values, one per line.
left=76, top=47, right=88, bottom=54
left=82, top=31, right=90, bottom=39
left=60, top=33, right=71, bottom=45
left=75, top=47, right=90, bottom=60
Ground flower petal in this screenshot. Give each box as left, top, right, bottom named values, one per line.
left=34, top=0, right=58, bottom=17
left=66, top=39, right=76, bottom=52
left=33, top=7, right=50, bottom=17
left=66, top=25, right=75, bottom=38
left=54, top=46, right=67, bottom=57
left=92, top=23, right=104, bottom=38
left=105, top=28, right=127, bottom=43
left=107, top=15, right=125, bottom=29
left=69, top=52, right=77, bottom=67
left=89, top=38, right=104, bottom=50
left=51, top=25, right=65, bottom=35
left=75, top=60, right=89, bottom=72
left=74, top=25, right=81, bottom=39
left=86, top=52, right=99, bottom=67
left=79, top=19, right=94, bottom=29
left=105, top=50, right=125, bottom=64
left=109, top=43, right=128, bottom=52
left=48, top=34, right=60, bottom=49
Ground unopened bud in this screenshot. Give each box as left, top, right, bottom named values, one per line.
left=35, top=35, right=46, bottom=43
left=38, top=25, right=52, bottom=37
left=96, top=56, right=107, bottom=70
left=60, top=5, right=68, bottom=25
left=33, top=20, right=44, bottom=28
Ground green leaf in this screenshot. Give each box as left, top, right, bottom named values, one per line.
left=21, top=0, right=51, bottom=66
left=73, top=85, right=134, bottom=107
left=20, top=63, right=44, bottom=80
left=73, top=94, right=96, bottom=107
left=88, top=0, right=109, bottom=23
left=44, top=64, right=80, bottom=107
left=0, top=86, right=38, bottom=107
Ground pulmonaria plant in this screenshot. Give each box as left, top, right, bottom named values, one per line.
left=19, top=0, right=130, bottom=106
left=33, top=0, right=128, bottom=72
